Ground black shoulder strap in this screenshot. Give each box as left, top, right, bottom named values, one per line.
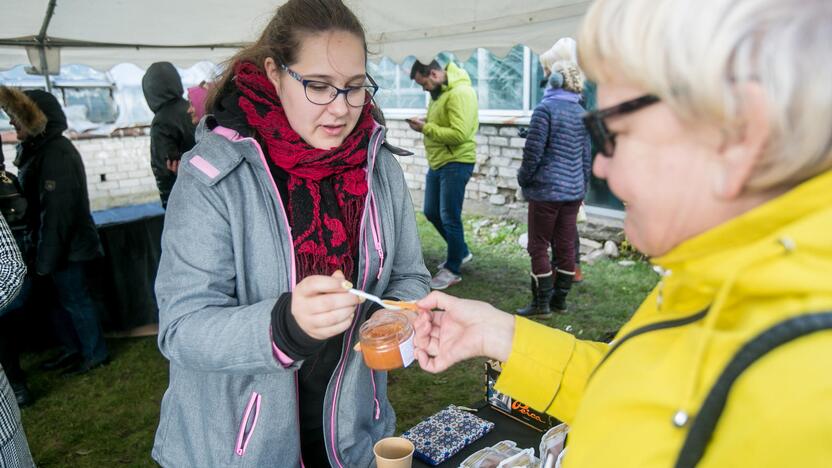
left=675, top=311, right=832, bottom=468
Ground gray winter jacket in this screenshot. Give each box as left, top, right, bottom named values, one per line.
left=152, top=121, right=430, bottom=467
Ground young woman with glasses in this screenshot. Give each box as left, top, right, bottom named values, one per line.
left=151, top=1, right=430, bottom=466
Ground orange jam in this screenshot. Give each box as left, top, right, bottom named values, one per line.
left=359, top=313, right=414, bottom=371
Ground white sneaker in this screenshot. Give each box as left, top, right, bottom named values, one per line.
left=429, top=268, right=462, bottom=290
left=436, top=252, right=474, bottom=271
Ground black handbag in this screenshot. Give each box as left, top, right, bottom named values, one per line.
left=0, top=167, right=27, bottom=230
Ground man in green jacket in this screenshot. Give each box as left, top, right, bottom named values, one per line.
left=409, top=60, right=479, bottom=290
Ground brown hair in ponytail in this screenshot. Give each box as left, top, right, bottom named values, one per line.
left=207, top=0, right=370, bottom=113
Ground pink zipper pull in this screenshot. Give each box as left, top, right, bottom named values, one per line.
left=376, top=246, right=385, bottom=280
left=370, top=370, right=381, bottom=420
left=370, top=193, right=384, bottom=279
left=235, top=392, right=261, bottom=456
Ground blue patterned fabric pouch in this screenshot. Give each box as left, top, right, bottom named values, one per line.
left=402, top=405, right=495, bottom=465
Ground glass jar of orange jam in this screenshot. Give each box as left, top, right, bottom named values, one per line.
left=358, top=312, right=415, bottom=371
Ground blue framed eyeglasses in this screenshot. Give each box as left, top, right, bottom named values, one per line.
left=280, top=62, right=379, bottom=107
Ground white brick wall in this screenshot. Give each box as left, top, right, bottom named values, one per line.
left=3, top=134, right=159, bottom=211
left=0, top=117, right=555, bottom=219
left=383, top=117, right=528, bottom=214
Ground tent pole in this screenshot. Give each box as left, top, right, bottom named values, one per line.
left=39, top=47, right=52, bottom=92
left=37, top=0, right=58, bottom=91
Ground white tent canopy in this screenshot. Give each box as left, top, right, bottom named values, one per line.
left=0, top=0, right=589, bottom=71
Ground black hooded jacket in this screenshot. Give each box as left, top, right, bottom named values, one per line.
left=15, top=90, right=103, bottom=275
left=141, top=62, right=196, bottom=207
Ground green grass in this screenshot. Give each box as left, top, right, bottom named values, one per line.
left=18, top=214, right=658, bottom=466
left=20, top=337, right=167, bottom=467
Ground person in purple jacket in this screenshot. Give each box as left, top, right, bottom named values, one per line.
left=516, top=64, right=592, bottom=318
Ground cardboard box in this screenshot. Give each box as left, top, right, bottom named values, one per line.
left=484, top=360, right=561, bottom=432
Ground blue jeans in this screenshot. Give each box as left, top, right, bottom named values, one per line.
left=424, top=162, right=474, bottom=275
left=50, top=262, right=108, bottom=364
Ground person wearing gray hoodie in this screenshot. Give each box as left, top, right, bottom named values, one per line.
left=141, top=62, right=196, bottom=208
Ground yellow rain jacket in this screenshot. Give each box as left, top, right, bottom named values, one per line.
left=495, top=170, right=832, bottom=467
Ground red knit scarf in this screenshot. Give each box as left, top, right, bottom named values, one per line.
left=235, top=62, right=373, bottom=281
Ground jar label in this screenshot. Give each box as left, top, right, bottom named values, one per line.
left=399, top=332, right=415, bottom=367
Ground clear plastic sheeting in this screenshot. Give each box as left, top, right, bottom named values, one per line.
left=0, top=62, right=215, bottom=134
left=0, top=0, right=589, bottom=70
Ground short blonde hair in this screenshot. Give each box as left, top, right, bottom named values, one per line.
left=553, top=61, right=584, bottom=94
left=578, top=0, right=832, bottom=191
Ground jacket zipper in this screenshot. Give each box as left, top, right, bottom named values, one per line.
left=590, top=308, right=709, bottom=381
left=235, top=392, right=262, bottom=456
left=295, top=373, right=306, bottom=468
left=370, top=369, right=381, bottom=420
left=327, top=126, right=386, bottom=468
left=255, top=146, right=304, bottom=467
left=233, top=129, right=303, bottom=465
left=368, top=193, right=383, bottom=418
left=367, top=131, right=387, bottom=419
left=370, top=193, right=385, bottom=280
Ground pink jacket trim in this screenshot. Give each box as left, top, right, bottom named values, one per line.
left=189, top=155, right=220, bottom=179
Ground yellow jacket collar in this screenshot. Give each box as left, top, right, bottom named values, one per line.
left=643, top=169, right=832, bottom=317
left=653, top=170, right=832, bottom=272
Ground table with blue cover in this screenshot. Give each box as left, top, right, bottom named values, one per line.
left=87, top=202, right=165, bottom=332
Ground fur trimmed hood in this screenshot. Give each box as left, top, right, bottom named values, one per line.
left=0, top=86, right=47, bottom=136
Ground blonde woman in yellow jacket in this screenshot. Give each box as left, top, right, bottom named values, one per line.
left=413, top=0, right=832, bottom=466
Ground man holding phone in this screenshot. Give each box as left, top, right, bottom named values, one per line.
left=409, top=59, right=479, bottom=290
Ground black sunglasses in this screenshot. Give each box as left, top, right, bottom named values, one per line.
left=582, top=94, right=660, bottom=157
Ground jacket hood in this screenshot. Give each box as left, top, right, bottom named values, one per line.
left=24, top=90, right=68, bottom=138
left=0, top=86, right=47, bottom=136
left=187, top=84, right=210, bottom=122
left=142, top=62, right=184, bottom=113
left=445, top=62, right=472, bottom=90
